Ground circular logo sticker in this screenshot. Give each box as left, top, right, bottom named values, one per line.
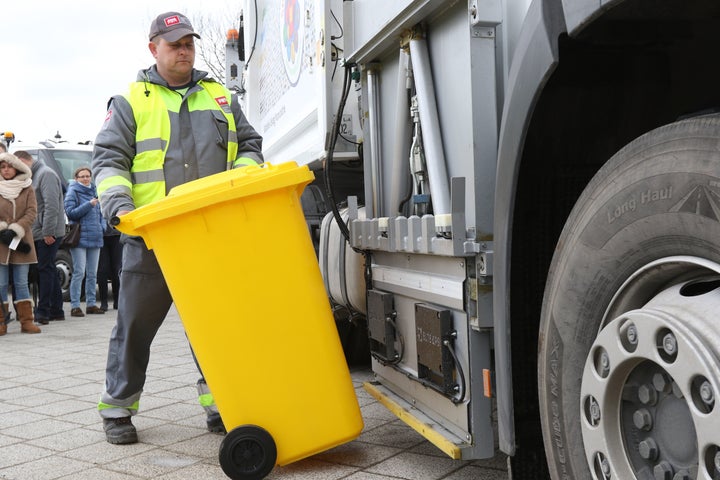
left=281, top=0, right=304, bottom=86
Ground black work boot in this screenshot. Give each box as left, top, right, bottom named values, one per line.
left=206, top=412, right=226, bottom=434
left=103, top=416, right=138, bottom=444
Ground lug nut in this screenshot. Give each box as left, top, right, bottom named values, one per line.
left=653, top=373, right=670, bottom=393
left=600, top=351, right=609, bottom=368
left=600, top=457, right=611, bottom=477
left=589, top=397, right=601, bottom=424
left=598, top=351, right=610, bottom=377
left=638, top=437, right=658, bottom=461
left=626, top=324, right=638, bottom=345
left=699, top=380, right=714, bottom=405
left=671, top=381, right=684, bottom=399
left=672, top=470, right=690, bottom=480
left=662, top=332, right=677, bottom=356
left=633, top=408, right=653, bottom=430
left=638, top=384, right=658, bottom=405
left=594, top=453, right=611, bottom=478
left=654, top=461, right=674, bottom=480
left=622, top=384, right=639, bottom=401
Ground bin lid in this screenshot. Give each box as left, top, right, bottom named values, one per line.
left=115, top=162, right=314, bottom=237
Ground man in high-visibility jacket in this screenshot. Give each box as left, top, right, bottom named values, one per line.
left=92, top=11, right=263, bottom=445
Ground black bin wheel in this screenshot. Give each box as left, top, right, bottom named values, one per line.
left=219, top=425, right=277, bottom=480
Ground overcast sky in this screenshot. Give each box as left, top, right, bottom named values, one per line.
left=0, top=0, right=236, bottom=145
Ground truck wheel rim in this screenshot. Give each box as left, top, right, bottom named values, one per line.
left=581, top=256, right=720, bottom=479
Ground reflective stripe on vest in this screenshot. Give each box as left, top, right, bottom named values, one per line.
left=117, top=81, right=239, bottom=208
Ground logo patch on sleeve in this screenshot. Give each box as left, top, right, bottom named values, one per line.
left=215, top=96, right=232, bottom=113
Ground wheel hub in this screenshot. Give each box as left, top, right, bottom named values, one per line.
left=654, top=392, right=695, bottom=463
left=580, top=260, right=720, bottom=480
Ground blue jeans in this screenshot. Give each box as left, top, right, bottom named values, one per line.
left=0, top=263, right=31, bottom=303
left=69, top=247, right=100, bottom=308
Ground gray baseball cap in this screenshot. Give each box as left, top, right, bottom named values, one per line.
left=149, top=12, right=201, bottom=42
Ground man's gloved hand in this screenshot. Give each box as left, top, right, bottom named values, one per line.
left=15, top=241, right=31, bottom=254
left=0, top=229, right=17, bottom=245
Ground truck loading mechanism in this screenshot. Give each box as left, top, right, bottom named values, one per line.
left=239, top=0, right=720, bottom=478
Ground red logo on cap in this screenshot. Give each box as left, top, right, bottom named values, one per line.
left=215, top=97, right=228, bottom=106
left=164, top=15, right=181, bottom=27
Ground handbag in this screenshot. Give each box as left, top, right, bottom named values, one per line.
left=60, top=223, right=81, bottom=249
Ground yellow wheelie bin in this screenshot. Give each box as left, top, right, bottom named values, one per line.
left=113, top=162, right=363, bottom=480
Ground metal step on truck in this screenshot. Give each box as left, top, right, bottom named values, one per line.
left=233, top=1, right=720, bottom=479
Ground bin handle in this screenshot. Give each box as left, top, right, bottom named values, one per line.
left=108, top=213, right=143, bottom=241
left=110, top=210, right=132, bottom=227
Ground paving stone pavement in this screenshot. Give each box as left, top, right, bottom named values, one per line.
left=0, top=306, right=509, bottom=480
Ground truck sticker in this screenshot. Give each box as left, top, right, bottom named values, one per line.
left=251, top=0, right=324, bottom=148
left=282, top=0, right=304, bottom=86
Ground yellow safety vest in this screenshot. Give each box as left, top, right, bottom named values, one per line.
left=126, top=81, right=240, bottom=207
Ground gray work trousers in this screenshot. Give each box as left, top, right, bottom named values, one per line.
left=99, top=236, right=173, bottom=418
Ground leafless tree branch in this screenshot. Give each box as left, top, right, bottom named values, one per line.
left=191, top=10, right=242, bottom=83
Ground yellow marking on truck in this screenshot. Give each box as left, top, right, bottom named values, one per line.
left=363, top=382, right=462, bottom=459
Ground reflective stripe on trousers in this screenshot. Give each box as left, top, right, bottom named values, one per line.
left=197, top=379, right=220, bottom=416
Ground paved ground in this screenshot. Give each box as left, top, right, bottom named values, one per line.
left=0, top=306, right=509, bottom=480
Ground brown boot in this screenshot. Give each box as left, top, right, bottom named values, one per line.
left=16, top=300, right=40, bottom=334
left=0, top=303, right=9, bottom=336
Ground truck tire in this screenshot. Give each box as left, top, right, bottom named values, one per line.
left=538, top=114, right=720, bottom=480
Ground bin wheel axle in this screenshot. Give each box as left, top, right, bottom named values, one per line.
left=219, top=425, right=277, bottom=480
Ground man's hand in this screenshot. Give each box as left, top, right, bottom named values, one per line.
left=110, top=210, right=132, bottom=227
left=44, top=236, right=56, bottom=245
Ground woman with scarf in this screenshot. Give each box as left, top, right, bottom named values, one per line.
left=0, top=152, right=40, bottom=335
left=65, top=167, right=105, bottom=317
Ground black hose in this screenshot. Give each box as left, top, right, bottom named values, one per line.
left=445, top=336, right=466, bottom=404
left=324, top=63, right=354, bottom=244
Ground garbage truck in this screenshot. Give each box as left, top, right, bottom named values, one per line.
left=234, top=1, right=720, bottom=479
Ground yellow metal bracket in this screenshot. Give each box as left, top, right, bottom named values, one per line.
left=363, top=382, right=463, bottom=459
